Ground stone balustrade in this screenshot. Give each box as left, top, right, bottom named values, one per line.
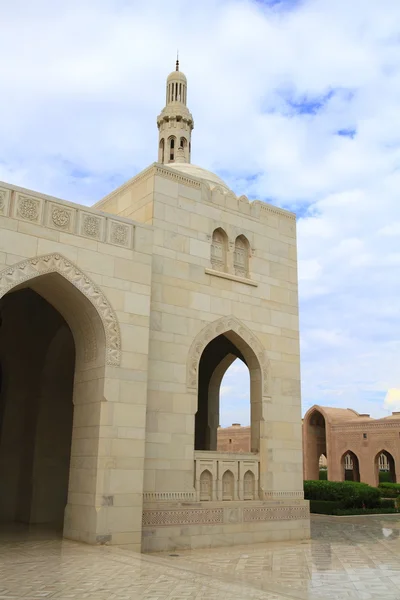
left=194, top=451, right=260, bottom=502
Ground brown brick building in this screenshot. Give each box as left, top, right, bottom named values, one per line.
left=218, top=406, right=400, bottom=486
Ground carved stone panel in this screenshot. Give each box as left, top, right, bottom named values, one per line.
left=14, top=193, right=43, bottom=224
left=107, top=219, right=133, bottom=248
left=47, top=202, right=75, bottom=233
left=0, top=188, right=11, bottom=216
left=79, top=211, right=105, bottom=241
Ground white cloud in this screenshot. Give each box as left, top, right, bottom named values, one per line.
left=2, top=0, right=400, bottom=419
left=384, top=389, right=400, bottom=412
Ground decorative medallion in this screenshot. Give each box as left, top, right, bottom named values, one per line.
left=110, top=222, right=128, bottom=246
left=82, top=214, right=101, bottom=238
left=51, top=206, right=71, bottom=230
left=17, top=196, right=39, bottom=221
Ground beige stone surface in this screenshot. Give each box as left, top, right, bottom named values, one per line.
left=0, top=61, right=307, bottom=552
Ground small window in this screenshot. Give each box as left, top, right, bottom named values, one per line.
left=229, top=438, right=232, bottom=443
left=363, top=433, right=367, bottom=439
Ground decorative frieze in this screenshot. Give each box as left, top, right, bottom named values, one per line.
left=143, top=492, right=197, bottom=503
left=142, top=503, right=309, bottom=528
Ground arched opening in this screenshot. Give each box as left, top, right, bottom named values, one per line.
left=194, top=328, right=263, bottom=455
left=159, top=138, right=165, bottom=163
left=222, top=470, right=234, bottom=501
left=217, top=359, right=250, bottom=451
left=243, top=470, right=255, bottom=500
left=169, top=136, right=176, bottom=162
left=319, top=453, right=328, bottom=480
left=211, top=228, right=228, bottom=272
left=0, top=264, right=108, bottom=537
left=342, top=451, right=360, bottom=482
left=305, top=410, right=327, bottom=480
left=199, top=469, right=212, bottom=501
left=376, top=450, right=396, bottom=484
left=233, top=235, right=250, bottom=278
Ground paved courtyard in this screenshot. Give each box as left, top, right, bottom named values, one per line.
left=1, top=515, right=400, bottom=599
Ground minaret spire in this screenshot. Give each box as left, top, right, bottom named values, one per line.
left=157, top=58, right=194, bottom=165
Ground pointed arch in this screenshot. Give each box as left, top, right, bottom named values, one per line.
left=199, top=469, right=212, bottom=501
left=222, top=470, right=235, bottom=500
left=0, top=254, right=121, bottom=366
left=243, top=470, right=255, bottom=500
left=375, top=449, right=396, bottom=484
left=187, top=315, right=269, bottom=395
left=341, top=450, right=360, bottom=482
left=234, top=234, right=250, bottom=278
left=211, top=227, right=228, bottom=272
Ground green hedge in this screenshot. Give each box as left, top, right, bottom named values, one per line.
left=335, top=508, right=398, bottom=515
left=319, top=469, right=328, bottom=480
left=309, top=500, right=341, bottom=514
left=380, top=498, right=395, bottom=508
left=379, top=471, right=393, bottom=483
left=304, top=480, right=382, bottom=508
left=379, top=483, right=400, bottom=497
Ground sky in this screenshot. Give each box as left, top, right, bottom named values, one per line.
left=2, top=0, right=400, bottom=425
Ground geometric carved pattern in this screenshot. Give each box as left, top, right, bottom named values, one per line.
left=243, top=506, right=309, bottom=522
left=0, top=253, right=121, bottom=366
left=143, top=508, right=224, bottom=527
left=142, top=504, right=309, bottom=527
left=187, top=316, right=269, bottom=394
left=17, top=195, right=41, bottom=222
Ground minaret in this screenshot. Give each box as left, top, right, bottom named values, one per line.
left=157, top=58, right=194, bottom=164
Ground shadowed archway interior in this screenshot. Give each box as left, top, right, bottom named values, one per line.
left=0, top=288, right=75, bottom=529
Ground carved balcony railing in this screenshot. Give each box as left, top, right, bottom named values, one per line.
left=194, top=451, right=260, bottom=502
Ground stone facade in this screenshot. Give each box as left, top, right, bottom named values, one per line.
left=0, top=62, right=309, bottom=552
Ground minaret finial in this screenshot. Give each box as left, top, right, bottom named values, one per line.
left=176, top=50, right=179, bottom=71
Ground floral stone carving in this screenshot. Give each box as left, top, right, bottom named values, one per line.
left=17, top=196, right=40, bottom=221
left=51, top=206, right=71, bottom=230
left=82, top=214, right=101, bottom=238
left=0, top=253, right=121, bottom=366
left=110, top=222, right=129, bottom=246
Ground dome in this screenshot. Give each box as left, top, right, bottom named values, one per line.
left=167, top=70, right=187, bottom=83
left=167, top=162, right=230, bottom=191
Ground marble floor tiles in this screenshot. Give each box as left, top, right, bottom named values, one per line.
left=1, top=515, right=400, bottom=599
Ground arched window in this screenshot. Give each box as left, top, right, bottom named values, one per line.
left=234, top=235, right=250, bottom=278
left=222, top=470, right=234, bottom=501
left=180, top=137, right=187, bottom=149
left=159, top=139, right=165, bottom=163
left=211, top=228, right=227, bottom=272
left=199, top=469, right=212, bottom=501
left=243, top=470, right=255, bottom=500
left=169, top=137, right=176, bottom=162
left=342, top=451, right=360, bottom=482
left=376, top=450, right=396, bottom=484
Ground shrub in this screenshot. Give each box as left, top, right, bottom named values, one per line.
left=334, top=507, right=398, bottom=515
left=380, top=498, right=396, bottom=509
left=379, top=482, right=400, bottom=497
left=379, top=471, right=393, bottom=483
left=304, top=480, right=382, bottom=509
left=319, top=469, right=327, bottom=480
left=309, top=500, right=341, bottom=514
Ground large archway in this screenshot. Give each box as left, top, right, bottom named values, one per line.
left=0, top=256, right=112, bottom=541
left=0, top=289, right=75, bottom=528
